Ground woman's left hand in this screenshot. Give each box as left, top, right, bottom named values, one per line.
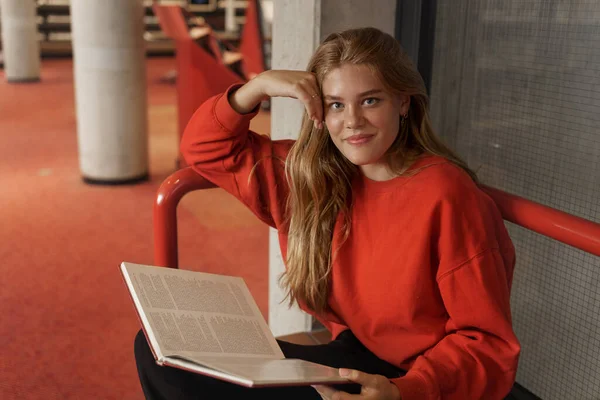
left=313, top=369, right=402, bottom=400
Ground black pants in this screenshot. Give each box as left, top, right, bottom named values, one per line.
left=134, top=329, right=404, bottom=400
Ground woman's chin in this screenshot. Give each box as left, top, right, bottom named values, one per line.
left=342, top=152, right=379, bottom=167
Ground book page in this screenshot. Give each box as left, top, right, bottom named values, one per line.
left=121, top=262, right=284, bottom=361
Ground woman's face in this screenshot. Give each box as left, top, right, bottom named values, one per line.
left=321, top=64, right=409, bottom=180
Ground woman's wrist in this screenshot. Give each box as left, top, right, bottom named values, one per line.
left=228, top=77, right=265, bottom=114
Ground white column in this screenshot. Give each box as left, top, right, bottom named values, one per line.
left=0, top=0, right=40, bottom=82
left=225, top=0, right=238, bottom=32
left=269, top=0, right=396, bottom=336
left=70, top=0, right=148, bottom=183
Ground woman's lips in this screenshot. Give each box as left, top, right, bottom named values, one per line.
left=345, top=133, right=374, bottom=145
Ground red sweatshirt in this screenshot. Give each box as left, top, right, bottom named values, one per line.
left=180, top=88, right=521, bottom=400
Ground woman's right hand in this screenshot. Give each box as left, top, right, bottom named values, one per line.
left=229, top=70, right=324, bottom=128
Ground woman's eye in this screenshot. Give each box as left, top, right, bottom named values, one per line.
left=330, top=102, right=343, bottom=110
left=364, top=98, right=379, bottom=106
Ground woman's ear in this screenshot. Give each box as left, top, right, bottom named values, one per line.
left=399, top=94, right=410, bottom=116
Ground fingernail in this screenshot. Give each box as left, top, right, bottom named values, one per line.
left=339, top=368, right=350, bottom=376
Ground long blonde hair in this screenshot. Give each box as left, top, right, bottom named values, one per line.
left=280, top=27, right=476, bottom=313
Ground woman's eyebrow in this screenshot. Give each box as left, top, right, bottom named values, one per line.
left=324, top=89, right=384, bottom=101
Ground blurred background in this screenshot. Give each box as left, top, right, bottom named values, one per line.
left=0, top=1, right=598, bottom=399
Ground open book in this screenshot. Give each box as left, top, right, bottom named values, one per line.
left=120, top=262, right=349, bottom=387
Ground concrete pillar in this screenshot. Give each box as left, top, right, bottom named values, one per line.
left=0, top=0, right=40, bottom=82
left=269, top=0, right=396, bottom=337
left=225, top=0, right=238, bottom=32
left=70, top=0, right=148, bottom=183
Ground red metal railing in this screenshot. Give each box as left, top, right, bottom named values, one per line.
left=481, top=185, right=600, bottom=257
left=154, top=167, right=216, bottom=268
left=154, top=167, right=600, bottom=268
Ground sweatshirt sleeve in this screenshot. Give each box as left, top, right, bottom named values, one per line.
left=180, top=86, right=294, bottom=230
left=391, top=167, right=521, bottom=400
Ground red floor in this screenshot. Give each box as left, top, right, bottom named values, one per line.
left=0, top=58, right=269, bottom=399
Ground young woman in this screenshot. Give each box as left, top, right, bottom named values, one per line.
left=134, top=27, right=520, bottom=400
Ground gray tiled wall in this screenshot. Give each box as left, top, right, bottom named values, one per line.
left=430, top=1, right=600, bottom=399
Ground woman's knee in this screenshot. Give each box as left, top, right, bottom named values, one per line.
left=134, top=330, right=154, bottom=368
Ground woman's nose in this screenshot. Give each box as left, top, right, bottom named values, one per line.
left=345, top=106, right=365, bottom=129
